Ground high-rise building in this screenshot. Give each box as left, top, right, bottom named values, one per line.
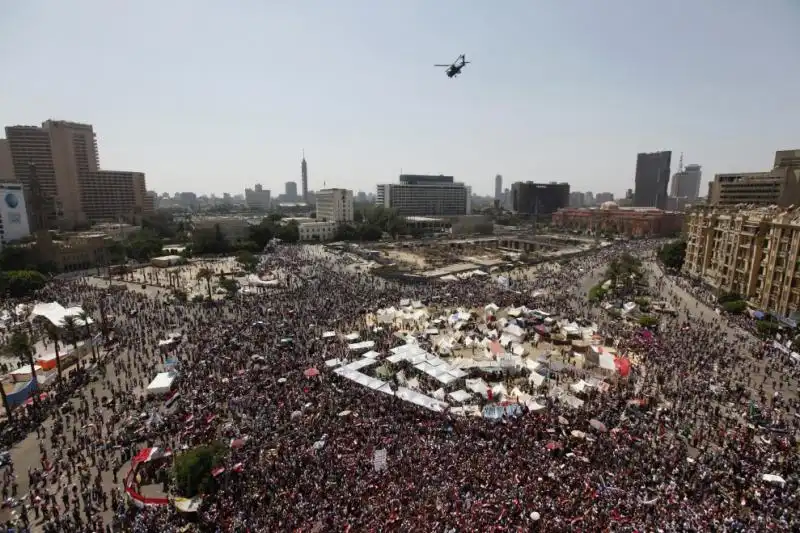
left=633, top=151, right=672, bottom=209
left=0, top=139, right=14, bottom=179
left=569, top=191, right=584, bottom=207
left=376, top=174, right=470, bottom=216
left=494, top=174, right=502, bottom=201
left=79, top=170, right=149, bottom=222
left=285, top=181, right=299, bottom=201
left=583, top=191, right=594, bottom=206
left=595, top=192, right=614, bottom=203
left=245, top=183, right=271, bottom=210
left=0, top=182, right=32, bottom=251
left=670, top=164, right=702, bottom=200
left=510, top=182, right=570, bottom=217
left=316, top=188, right=353, bottom=222
left=4, top=120, right=145, bottom=227
left=301, top=152, right=308, bottom=203
left=708, top=149, right=800, bottom=207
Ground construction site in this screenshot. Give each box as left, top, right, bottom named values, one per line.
left=354, top=234, right=602, bottom=282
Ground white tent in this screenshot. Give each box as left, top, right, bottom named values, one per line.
left=146, top=372, right=176, bottom=396
left=31, top=302, right=93, bottom=327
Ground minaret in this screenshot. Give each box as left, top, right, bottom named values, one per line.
left=301, top=150, right=308, bottom=202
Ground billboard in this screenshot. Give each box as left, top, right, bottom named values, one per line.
left=0, top=183, right=32, bottom=245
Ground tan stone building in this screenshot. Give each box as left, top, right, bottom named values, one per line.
left=683, top=205, right=800, bottom=316
left=708, top=149, right=800, bottom=207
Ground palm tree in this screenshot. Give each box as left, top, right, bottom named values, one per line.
left=9, top=331, right=38, bottom=407
left=44, top=324, right=64, bottom=384
left=61, top=315, right=82, bottom=371
left=196, top=267, right=213, bottom=299
left=78, top=310, right=97, bottom=364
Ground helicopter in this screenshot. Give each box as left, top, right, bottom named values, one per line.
left=435, top=54, right=470, bottom=78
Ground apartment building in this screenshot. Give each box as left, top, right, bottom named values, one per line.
left=376, top=174, right=471, bottom=217
left=316, top=188, right=353, bottom=223
left=4, top=120, right=147, bottom=228
left=708, top=149, right=800, bottom=207
left=683, top=206, right=800, bottom=317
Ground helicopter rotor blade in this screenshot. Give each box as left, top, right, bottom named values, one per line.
left=434, top=64, right=450, bottom=67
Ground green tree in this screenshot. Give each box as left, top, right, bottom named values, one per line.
left=658, top=240, right=687, bottom=271
left=0, top=270, right=48, bottom=298
left=358, top=224, right=383, bottom=241
left=126, top=229, right=163, bottom=261
left=219, top=277, right=240, bottom=297
left=44, top=324, right=64, bottom=384
left=193, top=226, right=232, bottom=255
left=249, top=220, right=275, bottom=249
left=196, top=267, right=214, bottom=299
left=61, top=315, right=82, bottom=371
left=275, top=220, right=299, bottom=243
left=173, top=442, right=227, bottom=497
left=235, top=250, right=258, bottom=272
left=722, top=300, right=747, bottom=314
left=78, top=310, right=97, bottom=364
left=141, top=212, right=177, bottom=239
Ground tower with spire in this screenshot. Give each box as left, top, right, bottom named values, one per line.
left=301, top=150, right=308, bottom=203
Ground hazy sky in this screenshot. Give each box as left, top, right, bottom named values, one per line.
left=1, top=1, right=798, bottom=198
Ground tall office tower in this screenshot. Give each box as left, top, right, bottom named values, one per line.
left=494, top=174, right=502, bottom=200
left=316, top=188, right=354, bottom=222
left=633, top=151, right=672, bottom=209
left=670, top=164, right=702, bottom=201
left=285, top=181, right=299, bottom=201
left=510, top=182, right=570, bottom=217
left=301, top=151, right=308, bottom=203
left=0, top=139, right=14, bottom=179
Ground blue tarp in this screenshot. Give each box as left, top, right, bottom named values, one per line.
left=6, top=379, right=37, bottom=408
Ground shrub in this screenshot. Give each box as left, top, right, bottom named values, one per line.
left=173, top=442, right=227, bottom=497
left=721, top=300, right=747, bottom=314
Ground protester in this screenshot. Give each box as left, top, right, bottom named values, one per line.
left=0, top=241, right=797, bottom=532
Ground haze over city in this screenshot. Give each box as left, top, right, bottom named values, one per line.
left=1, top=0, right=798, bottom=196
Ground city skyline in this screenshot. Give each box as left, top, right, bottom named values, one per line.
left=1, top=1, right=797, bottom=197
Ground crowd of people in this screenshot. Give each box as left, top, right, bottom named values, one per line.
left=1, top=241, right=799, bottom=532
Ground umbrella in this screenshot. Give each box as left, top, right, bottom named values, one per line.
left=290, top=410, right=302, bottom=419
left=230, top=437, right=248, bottom=449
left=232, top=462, right=244, bottom=473
left=558, top=416, right=569, bottom=425
left=589, top=419, right=608, bottom=432
left=338, top=410, right=352, bottom=417
left=530, top=511, right=541, bottom=521
left=304, top=368, right=320, bottom=378
left=211, top=467, right=225, bottom=478
left=277, top=378, right=287, bottom=384
left=545, top=441, right=562, bottom=450
left=570, top=430, right=586, bottom=439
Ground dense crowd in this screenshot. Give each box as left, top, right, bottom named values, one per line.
left=1, top=241, right=799, bottom=532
